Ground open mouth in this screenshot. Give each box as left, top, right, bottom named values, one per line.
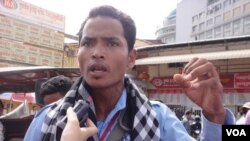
left=89, top=63, right=108, bottom=73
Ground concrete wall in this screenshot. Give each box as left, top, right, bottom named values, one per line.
left=176, top=0, right=206, bottom=42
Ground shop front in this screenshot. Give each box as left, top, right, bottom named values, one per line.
left=145, top=73, right=250, bottom=116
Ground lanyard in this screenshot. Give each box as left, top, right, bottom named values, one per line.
left=99, top=112, right=120, bottom=141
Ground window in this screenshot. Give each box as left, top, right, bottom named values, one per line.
left=168, top=63, right=184, bottom=68
left=206, top=29, right=213, bottom=39
left=215, top=15, right=222, bottom=24
left=214, top=26, right=221, bottom=38
left=244, top=2, right=250, bottom=13
left=207, top=19, right=213, bottom=27
left=224, top=11, right=232, bottom=21
left=243, top=16, right=250, bottom=34
left=207, top=7, right=213, bottom=15
left=224, top=0, right=231, bottom=8
left=223, top=23, right=231, bottom=37
left=192, top=15, right=198, bottom=23
left=167, top=19, right=176, bottom=25
left=199, top=33, right=205, bottom=40
left=214, top=4, right=222, bottom=13
left=233, top=7, right=241, bottom=17
left=208, top=0, right=219, bottom=5
left=192, top=25, right=198, bottom=33
left=199, top=22, right=205, bottom=31
left=199, top=12, right=205, bottom=20
left=233, top=0, right=240, bottom=3
left=233, top=19, right=241, bottom=36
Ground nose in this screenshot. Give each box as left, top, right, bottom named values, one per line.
left=92, top=44, right=105, bottom=59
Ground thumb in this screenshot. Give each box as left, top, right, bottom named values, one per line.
left=66, top=107, right=79, bottom=124
left=173, top=73, right=191, bottom=88
left=80, top=119, right=98, bottom=140
left=173, top=73, right=183, bottom=83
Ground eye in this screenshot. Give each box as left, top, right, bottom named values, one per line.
left=80, top=40, right=92, bottom=47
left=107, top=41, right=119, bottom=47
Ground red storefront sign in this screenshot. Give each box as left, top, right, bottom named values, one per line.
left=148, top=88, right=183, bottom=94
left=149, top=73, right=250, bottom=94
left=234, top=73, right=250, bottom=89
left=150, top=76, right=180, bottom=88
left=223, top=89, right=250, bottom=94
left=220, top=74, right=234, bottom=88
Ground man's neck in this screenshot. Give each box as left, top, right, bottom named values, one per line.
left=91, top=87, right=123, bottom=121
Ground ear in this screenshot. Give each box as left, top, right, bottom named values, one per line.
left=127, top=49, right=137, bottom=68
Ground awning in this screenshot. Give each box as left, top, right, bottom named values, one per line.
left=135, top=49, right=250, bottom=65
left=0, top=67, right=80, bottom=93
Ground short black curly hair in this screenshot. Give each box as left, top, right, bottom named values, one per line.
left=40, top=75, right=72, bottom=99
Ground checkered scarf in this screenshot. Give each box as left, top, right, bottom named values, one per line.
left=40, top=76, right=160, bottom=141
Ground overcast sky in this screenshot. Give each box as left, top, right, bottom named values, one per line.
left=24, top=0, right=177, bottom=39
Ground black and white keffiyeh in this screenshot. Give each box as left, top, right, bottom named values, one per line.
left=40, top=76, right=160, bottom=141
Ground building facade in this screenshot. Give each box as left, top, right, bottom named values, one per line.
left=157, top=0, right=250, bottom=43
left=191, top=0, right=250, bottom=41
left=155, top=9, right=176, bottom=44
left=0, top=0, right=65, bottom=67
left=134, top=36, right=250, bottom=115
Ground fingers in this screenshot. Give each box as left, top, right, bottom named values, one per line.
left=61, top=107, right=80, bottom=141
left=174, top=58, right=219, bottom=89
left=173, top=74, right=182, bottom=82
left=61, top=107, right=97, bottom=141
left=190, top=77, right=218, bottom=89
left=182, top=58, right=218, bottom=81
left=173, top=73, right=191, bottom=88
left=85, top=118, right=97, bottom=128
left=66, top=107, right=79, bottom=125
left=183, top=57, right=198, bottom=73
left=80, top=119, right=98, bottom=138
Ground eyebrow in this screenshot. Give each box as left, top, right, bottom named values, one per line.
left=81, top=36, right=93, bottom=41
left=79, top=37, right=94, bottom=45
left=103, top=37, right=120, bottom=41
left=81, top=36, right=120, bottom=42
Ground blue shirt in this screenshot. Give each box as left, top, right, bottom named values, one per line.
left=24, top=89, right=235, bottom=141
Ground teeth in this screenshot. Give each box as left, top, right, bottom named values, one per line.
left=94, top=69, right=103, bottom=71
left=92, top=66, right=105, bottom=71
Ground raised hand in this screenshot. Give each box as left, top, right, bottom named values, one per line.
left=173, top=58, right=226, bottom=124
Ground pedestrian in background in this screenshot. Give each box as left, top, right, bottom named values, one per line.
left=191, top=115, right=201, bottom=140
left=182, top=109, right=194, bottom=135
left=39, top=75, right=73, bottom=105
left=244, top=103, right=250, bottom=124
left=236, top=102, right=250, bottom=124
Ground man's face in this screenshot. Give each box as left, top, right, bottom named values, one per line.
left=187, top=112, right=192, bottom=120
left=43, top=92, right=63, bottom=105
left=78, top=16, right=136, bottom=89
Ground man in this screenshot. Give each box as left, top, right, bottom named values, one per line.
left=39, top=75, right=73, bottom=105
left=236, top=102, right=250, bottom=124
left=245, top=103, right=250, bottom=124
left=190, top=115, right=201, bottom=140
left=182, top=110, right=193, bottom=135
left=24, top=5, right=235, bottom=141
